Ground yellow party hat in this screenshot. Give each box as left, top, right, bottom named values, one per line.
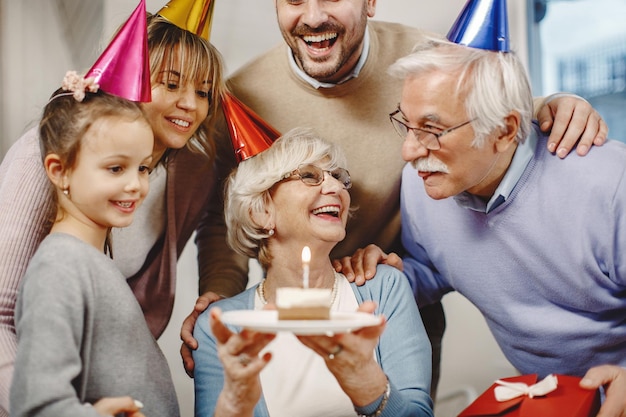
left=157, top=0, right=215, bottom=40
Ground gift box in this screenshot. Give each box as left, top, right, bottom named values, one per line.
left=458, top=374, right=600, bottom=417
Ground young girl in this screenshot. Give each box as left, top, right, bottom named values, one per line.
left=10, top=74, right=179, bottom=417
left=0, top=11, right=236, bottom=409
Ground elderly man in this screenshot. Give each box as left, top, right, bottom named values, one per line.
left=389, top=28, right=626, bottom=417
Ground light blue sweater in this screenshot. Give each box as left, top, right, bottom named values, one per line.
left=401, top=125, right=626, bottom=378
left=193, top=265, right=433, bottom=417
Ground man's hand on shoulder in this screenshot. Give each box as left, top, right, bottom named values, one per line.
left=180, top=292, right=224, bottom=377
left=332, top=244, right=403, bottom=286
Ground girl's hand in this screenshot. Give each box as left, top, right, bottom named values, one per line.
left=92, top=396, right=145, bottom=417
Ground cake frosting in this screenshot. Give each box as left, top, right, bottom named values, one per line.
left=276, top=287, right=332, bottom=320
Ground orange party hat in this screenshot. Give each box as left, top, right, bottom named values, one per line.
left=222, top=92, right=281, bottom=162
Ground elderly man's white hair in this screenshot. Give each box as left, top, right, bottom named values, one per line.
left=388, top=36, right=534, bottom=148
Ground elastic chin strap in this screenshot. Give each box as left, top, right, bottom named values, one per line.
left=473, top=151, right=501, bottom=193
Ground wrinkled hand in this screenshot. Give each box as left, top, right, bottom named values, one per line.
left=580, top=365, right=626, bottom=417
left=296, top=301, right=388, bottom=406
left=537, top=95, right=608, bottom=158
left=210, top=307, right=275, bottom=417
left=180, top=292, right=223, bottom=377
left=332, top=244, right=403, bottom=286
left=93, top=396, right=145, bottom=417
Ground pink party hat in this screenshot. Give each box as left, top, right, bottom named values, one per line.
left=222, top=92, right=281, bottom=162
left=158, top=0, right=215, bottom=40
left=447, top=0, right=510, bottom=52
left=84, top=0, right=151, bottom=102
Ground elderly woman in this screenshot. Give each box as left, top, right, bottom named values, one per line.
left=193, top=128, right=433, bottom=417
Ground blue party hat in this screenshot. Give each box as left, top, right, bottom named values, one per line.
left=447, top=0, right=510, bottom=52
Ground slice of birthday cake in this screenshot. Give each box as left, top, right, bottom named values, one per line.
left=276, top=287, right=332, bottom=320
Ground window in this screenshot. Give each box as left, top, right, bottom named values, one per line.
left=528, top=0, right=626, bottom=143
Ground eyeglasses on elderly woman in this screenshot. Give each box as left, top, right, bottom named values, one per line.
left=280, top=164, right=352, bottom=190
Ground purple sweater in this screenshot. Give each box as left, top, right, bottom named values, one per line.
left=401, top=125, right=626, bottom=378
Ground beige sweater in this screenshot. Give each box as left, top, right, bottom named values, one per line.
left=212, top=21, right=430, bottom=263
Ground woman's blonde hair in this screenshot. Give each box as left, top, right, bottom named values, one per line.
left=147, top=14, right=226, bottom=160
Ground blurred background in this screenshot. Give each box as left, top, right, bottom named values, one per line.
left=1, top=1, right=625, bottom=416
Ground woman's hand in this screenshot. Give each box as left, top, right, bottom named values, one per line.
left=210, top=307, right=275, bottom=417
left=296, top=301, right=388, bottom=407
left=537, top=95, right=608, bottom=158
left=92, top=396, right=145, bottom=417
left=332, top=244, right=403, bottom=285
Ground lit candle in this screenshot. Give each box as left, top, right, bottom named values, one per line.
left=301, top=246, right=311, bottom=289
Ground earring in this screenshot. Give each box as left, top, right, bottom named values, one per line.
left=63, top=188, right=69, bottom=196
left=268, top=228, right=275, bottom=237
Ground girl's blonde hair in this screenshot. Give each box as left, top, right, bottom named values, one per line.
left=39, top=89, right=149, bottom=254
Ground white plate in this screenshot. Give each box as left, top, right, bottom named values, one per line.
left=220, top=310, right=382, bottom=335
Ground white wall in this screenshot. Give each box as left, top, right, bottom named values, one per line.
left=0, top=1, right=75, bottom=155
left=1, top=1, right=525, bottom=416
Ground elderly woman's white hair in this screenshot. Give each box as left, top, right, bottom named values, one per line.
left=388, top=35, right=534, bottom=147
left=225, top=127, right=349, bottom=270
